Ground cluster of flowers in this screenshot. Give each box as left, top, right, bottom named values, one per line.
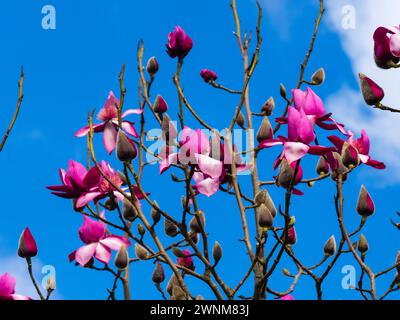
left=0, top=24, right=382, bottom=300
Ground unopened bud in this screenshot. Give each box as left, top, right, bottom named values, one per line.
left=172, top=285, right=186, bottom=300
left=152, top=263, right=165, bottom=283
left=137, top=224, right=146, bottom=237
left=213, top=241, right=223, bottom=264
left=116, top=130, right=137, bottom=162
left=288, top=226, right=297, bottom=245
left=256, top=117, right=273, bottom=143
left=196, top=294, right=205, bottom=300
left=280, top=83, right=287, bottom=99
left=151, top=202, right=161, bottom=225
left=357, top=234, right=369, bottom=254
left=123, top=199, right=137, bottom=221
left=277, top=159, right=294, bottom=189
left=146, top=56, right=159, bottom=77
left=236, top=111, right=246, bottom=129
left=154, top=95, right=168, bottom=114
left=46, top=275, right=56, bottom=292
left=18, top=228, right=38, bottom=259
left=166, top=274, right=178, bottom=296
left=114, top=246, right=129, bottom=270
left=258, top=204, right=274, bottom=229
left=255, top=189, right=267, bottom=206
left=356, top=185, right=375, bottom=217
left=341, top=142, right=359, bottom=169
left=282, top=268, right=291, bottom=277
left=359, top=73, right=385, bottom=106
left=311, top=67, right=325, bottom=85
left=135, top=244, right=148, bottom=260
left=104, top=198, right=118, bottom=211
left=324, top=235, right=336, bottom=256
left=172, top=247, right=185, bottom=258
left=190, top=211, right=205, bottom=233
left=261, top=97, right=275, bottom=116
left=330, top=152, right=348, bottom=181
left=316, top=156, right=329, bottom=175
left=165, top=219, right=179, bottom=237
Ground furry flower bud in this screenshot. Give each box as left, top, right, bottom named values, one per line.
left=341, top=142, right=359, bottom=169
left=165, top=219, right=179, bottom=237
left=146, top=56, right=159, bottom=77
left=256, top=117, right=273, bottom=143
left=316, top=156, right=329, bottom=175
left=258, top=204, right=274, bottom=229
left=123, top=199, right=137, bottom=221
left=212, top=241, right=223, bottom=264
left=114, top=246, right=129, bottom=270
left=261, top=97, right=275, bottom=116
left=356, top=185, right=375, bottom=217
left=324, top=235, right=336, bottom=256
left=311, top=67, right=325, bottom=85
left=358, top=234, right=369, bottom=254
left=135, top=244, right=148, bottom=260
left=116, top=130, right=137, bottom=162
left=190, top=211, right=205, bottom=234
left=152, top=263, right=165, bottom=283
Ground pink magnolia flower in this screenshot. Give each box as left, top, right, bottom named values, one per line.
left=166, top=26, right=193, bottom=59
left=259, top=107, right=333, bottom=168
left=0, top=273, right=31, bottom=300
left=177, top=249, right=195, bottom=270
left=192, top=142, right=250, bottom=197
left=160, top=127, right=210, bottom=173
left=47, top=160, right=100, bottom=202
left=280, top=88, right=346, bottom=134
left=75, top=91, right=142, bottom=154
left=200, top=69, right=218, bottom=82
left=281, top=294, right=294, bottom=300
left=75, top=160, right=148, bottom=209
left=69, top=215, right=131, bottom=267
left=328, top=130, right=385, bottom=169
left=373, top=26, right=400, bottom=68
left=18, top=228, right=38, bottom=258
left=48, top=160, right=146, bottom=209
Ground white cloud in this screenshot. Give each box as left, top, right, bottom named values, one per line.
left=0, top=256, right=62, bottom=300
left=325, top=0, right=400, bottom=183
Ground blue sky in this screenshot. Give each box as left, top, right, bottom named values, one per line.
left=0, top=0, right=399, bottom=300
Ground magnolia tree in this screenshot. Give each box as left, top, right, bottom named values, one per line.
left=2, top=0, right=400, bottom=301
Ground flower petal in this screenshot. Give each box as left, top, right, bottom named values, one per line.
left=103, top=122, right=117, bottom=154
left=75, top=243, right=98, bottom=267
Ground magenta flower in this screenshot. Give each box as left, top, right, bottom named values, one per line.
left=290, top=88, right=345, bottom=134
left=177, top=249, right=195, bottom=270
left=160, top=127, right=210, bottom=173
left=75, top=91, right=142, bottom=154
left=0, top=273, right=31, bottom=300
left=47, top=160, right=99, bottom=202
left=69, top=215, right=131, bottom=267
left=166, top=26, right=193, bottom=59
left=74, top=160, right=142, bottom=209
left=373, top=26, right=400, bottom=68
left=281, top=294, right=294, bottom=300
left=200, top=69, right=218, bottom=82
left=358, top=73, right=385, bottom=106
left=192, top=154, right=224, bottom=197
left=328, top=130, right=385, bottom=169
left=18, top=228, right=38, bottom=258
left=259, top=107, right=333, bottom=167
